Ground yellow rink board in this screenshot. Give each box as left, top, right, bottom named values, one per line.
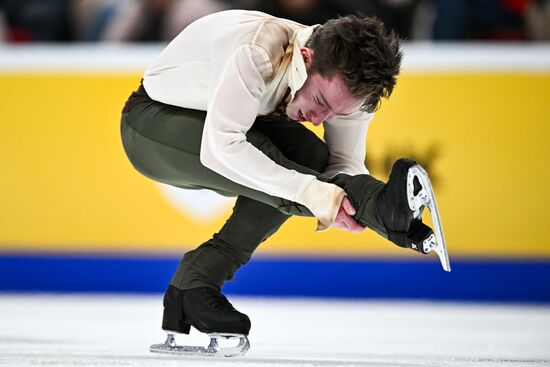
left=0, top=72, right=549, bottom=258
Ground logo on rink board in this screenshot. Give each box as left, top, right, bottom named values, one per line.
left=157, top=183, right=235, bottom=220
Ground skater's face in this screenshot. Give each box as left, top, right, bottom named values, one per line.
left=285, top=48, right=364, bottom=126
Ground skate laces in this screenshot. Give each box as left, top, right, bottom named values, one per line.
left=199, top=287, right=235, bottom=311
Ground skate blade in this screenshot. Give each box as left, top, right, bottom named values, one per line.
left=150, top=333, right=250, bottom=357
left=407, top=165, right=451, bottom=272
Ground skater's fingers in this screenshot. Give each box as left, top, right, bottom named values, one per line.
left=344, top=215, right=364, bottom=232
left=339, top=198, right=363, bottom=232
left=342, top=197, right=356, bottom=216
left=333, top=207, right=364, bottom=233
left=332, top=208, right=349, bottom=231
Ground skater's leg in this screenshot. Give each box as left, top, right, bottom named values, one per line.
left=170, top=118, right=330, bottom=291
left=170, top=196, right=290, bottom=290
left=121, top=100, right=427, bottom=246
left=121, top=101, right=319, bottom=217
left=153, top=114, right=330, bottom=336
left=121, top=100, right=393, bottom=239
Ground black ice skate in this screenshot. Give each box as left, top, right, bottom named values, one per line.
left=150, top=286, right=251, bottom=357
left=376, top=158, right=451, bottom=272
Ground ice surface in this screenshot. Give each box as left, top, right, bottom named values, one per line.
left=0, top=294, right=549, bottom=367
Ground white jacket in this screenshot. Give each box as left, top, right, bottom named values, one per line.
left=143, top=10, right=373, bottom=230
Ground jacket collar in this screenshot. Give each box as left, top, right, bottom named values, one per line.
left=288, top=25, right=319, bottom=101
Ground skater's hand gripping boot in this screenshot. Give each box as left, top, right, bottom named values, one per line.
left=334, top=158, right=450, bottom=272
left=375, top=158, right=451, bottom=272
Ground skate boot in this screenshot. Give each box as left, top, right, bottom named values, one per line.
left=150, top=285, right=251, bottom=357
left=375, top=158, right=451, bottom=272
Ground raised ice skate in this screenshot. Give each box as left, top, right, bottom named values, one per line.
left=374, top=158, right=451, bottom=272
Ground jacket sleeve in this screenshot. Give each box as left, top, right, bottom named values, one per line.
left=200, top=45, right=344, bottom=229
left=323, top=111, right=373, bottom=177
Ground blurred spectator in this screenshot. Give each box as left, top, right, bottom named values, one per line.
left=524, top=0, right=550, bottom=39
left=433, top=0, right=550, bottom=40
left=344, top=0, right=422, bottom=40
left=243, top=0, right=350, bottom=26
left=0, top=0, right=72, bottom=42
left=0, top=9, right=7, bottom=41
left=1, top=0, right=547, bottom=42
left=71, top=0, right=229, bottom=42
left=238, top=0, right=424, bottom=40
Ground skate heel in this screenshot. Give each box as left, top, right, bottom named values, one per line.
left=162, top=308, right=191, bottom=334
left=407, top=221, right=433, bottom=254
left=387, top=220, right=432, bottom=254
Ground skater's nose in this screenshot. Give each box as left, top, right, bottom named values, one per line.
left=308, top=108, right=333, bottom=125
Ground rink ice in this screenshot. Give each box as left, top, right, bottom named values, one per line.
left=0, top=294, right=549, bottom=367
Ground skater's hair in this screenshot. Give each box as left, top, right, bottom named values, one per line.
left=306, top=15, right=402, bottom=113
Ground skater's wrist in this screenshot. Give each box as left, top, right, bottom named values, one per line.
left=296, top=179, right=345, bottom=232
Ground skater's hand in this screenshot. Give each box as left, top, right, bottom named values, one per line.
left=332, top=197, right=364, bottom=233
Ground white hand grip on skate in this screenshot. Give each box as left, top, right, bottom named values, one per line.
left=150, top=333, right=250, bottom=357
left=407, top=165, right=451, bottom=272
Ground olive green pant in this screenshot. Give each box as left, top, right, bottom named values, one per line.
left=120, top=100, right=386, bottom=291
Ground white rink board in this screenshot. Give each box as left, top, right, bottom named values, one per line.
left=1, top=43, right=549, bottom=72
left=0, top=294, right=549, bottom=367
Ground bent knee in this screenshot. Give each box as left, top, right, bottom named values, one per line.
left=289, top=129, right=329, bottom=173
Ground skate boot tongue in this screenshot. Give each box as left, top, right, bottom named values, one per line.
left=200, top=287, right=236, bottom=311
left=377, top=158, right=418, bottom=233
left=183, top=287, right=251, bottom=335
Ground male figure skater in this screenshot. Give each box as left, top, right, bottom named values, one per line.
left=121, top=9, right=448, bottom=356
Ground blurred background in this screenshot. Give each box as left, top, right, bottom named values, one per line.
left=2, top=0, right=550, bottom=42
left=0, top=0, right=549, bottom=302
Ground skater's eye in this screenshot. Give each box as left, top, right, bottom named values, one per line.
left=317, top=92, right=335, bottom=113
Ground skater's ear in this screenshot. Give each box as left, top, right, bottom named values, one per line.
left=300, top=47, right=314, bottom=69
